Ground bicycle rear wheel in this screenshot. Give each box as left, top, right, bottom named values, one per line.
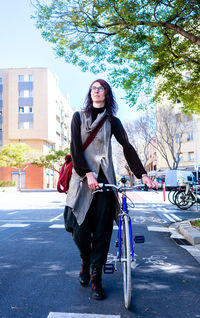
left=168, top=190, right=176, bottom=204
left=121, top=214, right=131, bottom=309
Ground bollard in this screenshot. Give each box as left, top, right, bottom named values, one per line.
left=163, top=182, right=166, bottom=202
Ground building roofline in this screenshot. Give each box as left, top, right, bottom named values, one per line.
left=0, top=67, right=49, bottom=71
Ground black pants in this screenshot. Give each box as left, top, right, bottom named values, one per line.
left=64, top=168, right=115, bottom=267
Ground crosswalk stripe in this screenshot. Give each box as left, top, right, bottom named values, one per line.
left=147, top=226, right=170, bottom=232
left=0, top=223, right=30, bottom=228
left=163, top=214, right=176, bottom=222
left=170, top=213, right=182, bottom=221
left=49, top=224, right=65, bottom=228
left=49, top=213, right=63, bottom=222
left=47, top=313, right=120, bottom=318
left=8, top=211, right=19, bottom=215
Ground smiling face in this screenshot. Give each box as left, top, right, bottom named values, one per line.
left=90, top=82, right=106, bottom=107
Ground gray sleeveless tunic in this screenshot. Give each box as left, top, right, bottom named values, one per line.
left=65, top=110, right=120, bottom=225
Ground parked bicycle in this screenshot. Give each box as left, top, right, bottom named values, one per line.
left=168, top=186, right=184, bottom=205
left=93, top=178, right=145, bottom=309
left=174, top=182, right=200, bottom=210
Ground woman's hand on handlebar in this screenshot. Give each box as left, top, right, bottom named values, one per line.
left=86, top=172, right=99, bottom=191
left=142, top=175, right=159, bottom=190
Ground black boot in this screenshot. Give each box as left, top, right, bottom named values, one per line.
left=91, top=266, right=106, bottom=300
left=79, top=256, right=90, bottom=287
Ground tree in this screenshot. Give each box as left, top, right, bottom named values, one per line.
left=153, top=105, right=193, bottom=169
left=112, top=111, right=155, bottom=184
left=32, top=0, right=200, bottom=113
left=0, top=143, right=33, bottom=189
left=31, top=148, right=70, bottom=173
left=124, top=112, right=155, bottom=166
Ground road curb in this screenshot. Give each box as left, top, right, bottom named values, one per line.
left=169, top=220, right=200, bottom=264
left=178, top=221, right=200, bottom=245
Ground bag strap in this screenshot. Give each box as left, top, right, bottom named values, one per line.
left=82, top=115, right=107, bottom=151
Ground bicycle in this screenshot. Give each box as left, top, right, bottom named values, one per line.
left=174, top=182, right=200, bottom=210
left=93, top=178, right=145, bottom=309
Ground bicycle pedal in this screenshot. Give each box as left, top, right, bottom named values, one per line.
left=103, top=263, right=115, bottom=274
left=134, top=235, right=145, bottom=243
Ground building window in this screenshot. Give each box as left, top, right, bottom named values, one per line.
left=18, top=74, right=33, bottom=82
left=28, top=74, right=33, bottom=81
left=0, top=110, right=2, bottom=116
left=19, top=106, right=33, bottom=113
left=0, top=78, right=2, bottom=84
left=19, top=107, right=24, bottom=113
left=18, top=121, right=33, bottom=129
left=175, top=133, right=179, bottom=143
left=18, top=75, right=24, bottom=82
left=0, top=92, right=2, bottom=100
left=187, top=131, right=193, bottom=141
left=18, top=90, right=33, bottom=97
left=188, top=152, right=194, bottom=162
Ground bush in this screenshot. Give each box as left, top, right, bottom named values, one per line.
left=0, top=180, right=16, bottom=187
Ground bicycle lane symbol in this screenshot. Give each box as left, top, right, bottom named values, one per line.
left=142, top=255, right=171, bottom=267
left=106, top=253, right=139, bottom=269
left=132, top=216, right=167, bottom=224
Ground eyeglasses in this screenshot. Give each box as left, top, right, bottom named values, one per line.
left=91, top=86, right=105, bottom=92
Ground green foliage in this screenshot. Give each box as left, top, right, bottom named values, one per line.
left=31, top=148, right=70, bottom=172
left=0, top=143, right=32, bottom=168
left=0, top=180, right=16, bottom=187
left=32, top=0, right=200, bottom=113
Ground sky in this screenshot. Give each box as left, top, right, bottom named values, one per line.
left=0, top=0, right=144, bottom=122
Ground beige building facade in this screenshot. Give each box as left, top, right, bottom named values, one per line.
left=151, top=100, right=200, bottom=179
left=0, top=67, right=73, bottom=189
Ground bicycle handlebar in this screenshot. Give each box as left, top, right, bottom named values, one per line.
left=93, top=183, right=158, bottom=194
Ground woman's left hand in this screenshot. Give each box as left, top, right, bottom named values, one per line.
left=142, top=175, right=159, bottom=190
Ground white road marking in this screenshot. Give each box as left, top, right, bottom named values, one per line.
left=8, top=211, right=19, bottom=215
left=49, top=213, right=63, bottom=222
left=0, top=223, right=30, bottom=228
left=49, top=224, right=65, bottom=228
left=113, top=225, right=118, bottom=230
left=170, top=213, right=182, bottom=221
left=47, top=313, right=120, bottom=318
left=147, top=226, right=170, bottom=232
left=163, top=214, right=176, bottom=222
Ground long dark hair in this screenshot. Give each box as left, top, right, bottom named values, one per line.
left=83, top=79, right=118, bottom=117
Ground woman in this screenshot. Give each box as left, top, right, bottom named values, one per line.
left=64, top=79, right=157, bottom=300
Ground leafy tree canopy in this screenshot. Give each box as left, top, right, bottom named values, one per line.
left=32, top=0, right=200, bottom=113
left=0, top=143, right=32, bottom=169
left=31, top=148, right=70, bottom=173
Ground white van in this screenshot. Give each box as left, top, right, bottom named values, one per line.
left=165, top=170, right=196, bottom=190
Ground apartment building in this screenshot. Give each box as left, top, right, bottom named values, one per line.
left=0, top=67, right=73, bottom=189
left=150, top=100, right=200, bottom=177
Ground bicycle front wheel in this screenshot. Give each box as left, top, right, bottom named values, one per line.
left=121, top=214, right=131, bottom=309
left=175, top=190, right=195, bottom=210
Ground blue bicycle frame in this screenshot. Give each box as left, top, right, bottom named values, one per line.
left=118, top=193, right=134, bottom=262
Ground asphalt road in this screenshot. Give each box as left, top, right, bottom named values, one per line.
left=0, top=190, right=200, bottom=318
